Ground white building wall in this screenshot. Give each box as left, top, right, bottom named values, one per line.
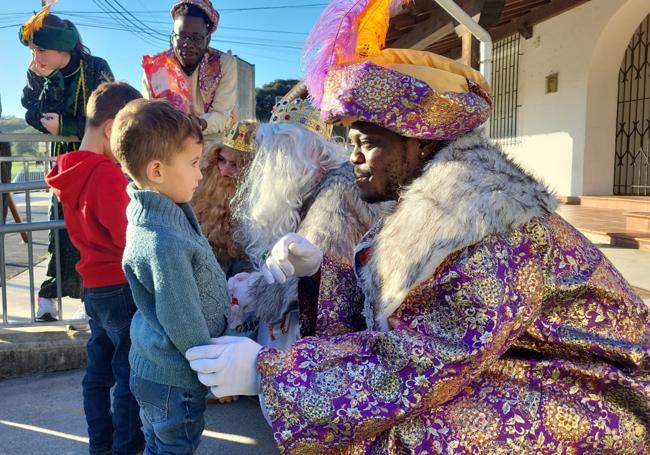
left=234, top=55, right=255, bottom=121
left=500, top=0, right=650, bottom=196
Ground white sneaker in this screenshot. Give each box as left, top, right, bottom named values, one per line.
left=68, top=303, right=90, bottom=331
left=35, top=297, right=58, bottom=322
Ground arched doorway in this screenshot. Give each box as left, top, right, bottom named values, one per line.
left=614, top=14, right=650, bottom=195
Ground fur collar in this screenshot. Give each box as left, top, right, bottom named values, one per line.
left=251, top=163, right=388, bottom=324
left=360, top=130, right=558, bottom=331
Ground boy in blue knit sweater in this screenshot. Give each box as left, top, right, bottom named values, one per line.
left=111, top=99, right=229, bottom=454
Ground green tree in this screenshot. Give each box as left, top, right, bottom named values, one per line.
left=255, top=79, right=300, bottom=122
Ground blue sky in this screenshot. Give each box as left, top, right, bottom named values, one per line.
left=0, top=1, right=325, bottom=117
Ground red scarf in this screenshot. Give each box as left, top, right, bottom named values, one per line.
left=142, top=47, right=222, bottom=113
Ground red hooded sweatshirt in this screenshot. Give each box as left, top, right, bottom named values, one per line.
left=46, top=151, right=130, bottom=288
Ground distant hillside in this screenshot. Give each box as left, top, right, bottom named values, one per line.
left=0, top=117, right=45, bottom=156
left=0, top=116, right=37, bottom=134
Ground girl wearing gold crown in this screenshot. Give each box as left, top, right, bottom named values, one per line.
left=19, top=6, right=114, bottom=325
left=191, top=119, right=257, bottom=279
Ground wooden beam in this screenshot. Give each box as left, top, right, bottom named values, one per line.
left=479, top=0, right=506, bottom=27
left=396, top=22, right=456, bottom=50
left=489, top=0, right=591, bottom=41
left=461, top=32, right=481, bottom=69
left=392, top=0, right=484, bottom=49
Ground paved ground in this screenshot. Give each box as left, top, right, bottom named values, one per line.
left=0, top=370, right=279, bottom=455
left=598, top=244, right=650, bottom=292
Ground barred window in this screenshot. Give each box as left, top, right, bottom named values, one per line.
left=614, top=14, right=650, bottom=195
left=489, top=34, right=521, bottom=145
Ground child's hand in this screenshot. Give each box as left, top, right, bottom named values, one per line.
left=40, top=113, right=59, bottom=135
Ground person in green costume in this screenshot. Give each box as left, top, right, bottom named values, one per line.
left=19, top=8, right=114, bottom=325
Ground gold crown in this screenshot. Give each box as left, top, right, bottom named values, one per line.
left=269, top=98, right=333, bottom=138
left=222, top=119, right=258, bottom=153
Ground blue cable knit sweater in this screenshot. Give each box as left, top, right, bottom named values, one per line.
left=124, top=184, right=228, bottom=389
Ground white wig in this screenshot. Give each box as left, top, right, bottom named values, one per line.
left=232, top=122, right=349, bottom=265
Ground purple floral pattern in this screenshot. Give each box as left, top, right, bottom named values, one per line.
left=198, top=48, right=222, bottom=113
left=257, top=214, right=649, bottom=454
left=321, top=61, right=492, bottom=140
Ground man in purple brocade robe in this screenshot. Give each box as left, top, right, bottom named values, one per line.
left=184, top=2, right=649, bottom=453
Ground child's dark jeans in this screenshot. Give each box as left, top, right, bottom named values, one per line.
left=129, top=373, right=207, bottom=455
left=83, top=283, right=144, bottom=455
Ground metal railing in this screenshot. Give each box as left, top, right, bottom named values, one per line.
left=0, top=133, right=81, bottom=327
left=0, top=131, right=221, bottom=327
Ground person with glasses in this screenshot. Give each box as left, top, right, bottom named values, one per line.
left=142, top=0, right=237, bottom=137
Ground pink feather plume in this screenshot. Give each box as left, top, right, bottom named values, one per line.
left=302, top=0, right=409, bottom=108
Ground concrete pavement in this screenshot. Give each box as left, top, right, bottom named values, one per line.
left=0, top=370, right=279, bottom=455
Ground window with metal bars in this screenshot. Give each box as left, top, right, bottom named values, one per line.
left=614, top=14, right=650, bottom=196
left=489, top=34, right=521, bottom=145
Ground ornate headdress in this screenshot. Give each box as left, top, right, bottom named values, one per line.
left=19, top=2, right=79, bottom=52
left=222, top=119, right=258, bottom=154
left=268, top=81, right=333, bottom=138
left=171, top=0, right=220, bottom=34
left=303, top=0, right=492, bottom=140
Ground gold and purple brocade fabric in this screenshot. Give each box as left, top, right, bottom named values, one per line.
left=257, top=214, right=649, bottom=454
left=321, top=61, right=492, bottom=141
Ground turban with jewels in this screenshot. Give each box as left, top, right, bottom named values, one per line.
left=171, top=0, right=220, bottom=34
left=303, top=0, right=492, bottom=140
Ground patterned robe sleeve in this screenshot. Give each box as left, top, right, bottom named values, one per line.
left=295, top=169, right=379, bottom=336
left=256, top=235, right=548, bottom=453
left=251, top=172, right=373, bottom=326
left=312, top=255, right=365, bottom=337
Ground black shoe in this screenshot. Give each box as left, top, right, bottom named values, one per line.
left=35, top=312, right=57, bottom=322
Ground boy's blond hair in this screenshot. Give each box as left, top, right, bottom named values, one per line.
left=111, top=99, right=203, bottom=181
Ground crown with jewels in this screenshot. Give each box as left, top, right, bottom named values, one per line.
left=222, top=119, right=258, bottom=153
left=269, top=97, right=333, bottom=138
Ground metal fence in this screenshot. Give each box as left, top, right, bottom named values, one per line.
left=0, top=133, right=82, bottom=327
left=490, top=34, right=522, bottom=145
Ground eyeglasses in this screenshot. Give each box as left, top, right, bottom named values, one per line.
left=171, top=32, right=208, bottom=45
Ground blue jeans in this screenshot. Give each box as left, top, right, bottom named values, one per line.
left=129, top=374, right=207, bottom=455
left=83, top=283, right=144, bottom=455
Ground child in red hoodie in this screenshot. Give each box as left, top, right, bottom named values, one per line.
left=45, top=82, right=145, bottom=455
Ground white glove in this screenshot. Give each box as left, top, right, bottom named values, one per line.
left=260, top=233, right=323, bottom=284
left=185, top=336, right=262, bottom=397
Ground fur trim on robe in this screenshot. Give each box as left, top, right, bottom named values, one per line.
left=358, top=129, right=559, bottom=331
left=250, top=163, right=388, bottom=324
